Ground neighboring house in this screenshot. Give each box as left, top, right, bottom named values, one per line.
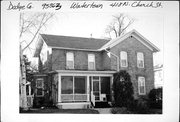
left=33, top=29, right=159, bottom=109
left=154, top=64, right=163, bottom=88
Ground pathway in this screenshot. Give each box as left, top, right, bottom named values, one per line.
left=95, top=108, right=112, bottom=114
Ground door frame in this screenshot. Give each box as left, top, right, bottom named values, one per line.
left=92, top=76, right=101, bottom=102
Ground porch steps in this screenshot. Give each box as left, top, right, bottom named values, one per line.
left=57, top=102, right=91, bottom=109
left=94, top=102, right=111, bottom=108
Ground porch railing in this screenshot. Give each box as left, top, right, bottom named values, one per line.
left=61, top=94, right=89, bottom=102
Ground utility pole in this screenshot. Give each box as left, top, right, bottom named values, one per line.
left=20, top=45, right=28, bottom=110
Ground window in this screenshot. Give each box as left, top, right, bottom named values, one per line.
left=120, top=51, right=128, bottom=67
left=36, top=79, right=44, bottom=96
left=88, top=54, right=95, bottom=70
left=61, top=76, right=87, bottom=101
left=137, top=52, right=144, bottom=68
left=138, top=77, right=146, bottom=95
left=66, top=52, right=74, bottom=69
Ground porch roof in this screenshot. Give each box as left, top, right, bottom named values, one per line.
left=52, top=70, right=116, bottom=75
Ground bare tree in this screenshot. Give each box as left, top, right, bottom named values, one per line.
left=105, top=13, right=134, bottom=39
left=20, top=12, right=55, bottom=52
left=19, top=12, right=55, bottom=110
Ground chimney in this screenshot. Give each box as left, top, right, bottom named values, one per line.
left=90, top=33, right=93, bottom=38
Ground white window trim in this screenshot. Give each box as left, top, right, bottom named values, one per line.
left=120, top=51, right=128, bottom=67
left=66, top=52, right=74, bottom=69
left=138, top=76, right=146, bottom=95
left=137, top=52, right=144, bottom=68
left=88, top=54, right=96, bottom=70
left=36, top=78, right=44, bottom=97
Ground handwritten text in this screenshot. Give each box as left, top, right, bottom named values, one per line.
left=70, top=2, right=103, bottom=9
left=110, top=1, right=162, bottom=8
left=7, top=2, right=33, bottom=11
left=42, top=3, right=62, bottom=10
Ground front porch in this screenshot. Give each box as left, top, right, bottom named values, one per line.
left=52, top=70, right=116, bottom=109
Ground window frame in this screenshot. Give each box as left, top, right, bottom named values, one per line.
left=66, top=52, right=74, bottom=69
left=120, top=51, right=128, bottom=67
left=88, top=54, right=95, bottom=70
left=36, top=78, right=44, bottom=97
left=137, top=52, right=144, bottom=68
left=138, top=76, right=146, bottom=95
left=61, top=76, right=87, bottom=101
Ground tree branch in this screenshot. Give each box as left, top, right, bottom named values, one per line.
left=22, top=13, right=54, bottom=52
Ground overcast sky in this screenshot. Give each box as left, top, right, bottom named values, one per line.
left=33, top=11, right=164, bottom=66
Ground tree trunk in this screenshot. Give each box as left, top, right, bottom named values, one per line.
left=20, top=45, right=28, bottom=110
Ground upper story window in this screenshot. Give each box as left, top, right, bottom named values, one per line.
left=137, top=52, right=144, bottom=68
left=88, top=54, right=95, bottom=70
left=66, top=52, right=74, bottom=69
left=36, top=78, right=44, bottom=97
left=120, top=51, right=128, bottom=67
left=138, top=76, right=146, bottom=95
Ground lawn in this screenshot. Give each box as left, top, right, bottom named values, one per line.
left=110, top=107, right=162, bottom=114
left=20, top=108, right=99, bottom=114
left=20, top=107, right=162, bottom=114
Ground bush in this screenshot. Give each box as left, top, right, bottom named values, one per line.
left=126, top=97, right=150, bottom=114
left=134, top=98, right=150, bottom=114
left=148, top=88, right=162, bottom=109
left=113, top=70, right=134, bottom=108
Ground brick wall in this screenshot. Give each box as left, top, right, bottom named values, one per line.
left=110, top=36, right=155, bottom=98
left=51, top=49, right=104, bottom=71
left=102, top=51, right=111, bottom=70
left=49, top=36, right=155, bottom=98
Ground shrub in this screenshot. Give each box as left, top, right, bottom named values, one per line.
left=148, top=88, right=162, bottom=109
left=111, top=107, right=131, bottom=114
left=134, top=98, right=150, bottom=114
left=125, top=96, right=150, bottom=114
left=113, top=70, right=134, bottom=108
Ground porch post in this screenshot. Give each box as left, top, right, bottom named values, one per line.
left=29, top=85, right=31, bottom=96
left=58, top=73, right=61, bottom=103
left=110, top=76, right=114, bottom=103
left=87, top=76, right=89, bottom=101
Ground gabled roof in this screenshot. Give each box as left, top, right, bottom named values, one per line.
left=35, top=29, right=159, bottom=56
left=100, top=29, right=160, bottom=52
left=40, top=34, right=110, bottom=51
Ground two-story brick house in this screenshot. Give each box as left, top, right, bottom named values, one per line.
left=33, top=29, right=159, bottom=109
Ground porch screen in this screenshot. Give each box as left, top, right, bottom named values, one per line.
left=74, top=76, right=87, bottom=94
left=61, top=76, right=87, bottom=102
left=101, top=77, right=110, bottom=101
left=101, top=77, right=110, bottom=94
left=61, top=76, right=73, bottom=94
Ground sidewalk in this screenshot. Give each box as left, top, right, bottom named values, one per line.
left=95, top=108, right=112, bottom=114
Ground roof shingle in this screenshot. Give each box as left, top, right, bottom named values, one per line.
left=41, top=34, right=110, bottom=50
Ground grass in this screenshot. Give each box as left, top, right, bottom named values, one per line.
left=20, top=107, right=162, bottom=114
left=20, top=108, right=99, bottom=114
left=110, top=107, right=162, bottom=114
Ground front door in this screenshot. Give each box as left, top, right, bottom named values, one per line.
left=92, top=77, right=101, bottom=101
